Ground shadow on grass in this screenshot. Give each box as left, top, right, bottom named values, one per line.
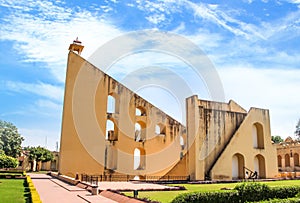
left=23, top=179, right=31, bottom=203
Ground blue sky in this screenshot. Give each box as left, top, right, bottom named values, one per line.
left=0, top=0, right=300, bottom=150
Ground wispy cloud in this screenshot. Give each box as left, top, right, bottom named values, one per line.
left=3, top=81, right=64, bottom=102
left=219, top=65, right=300, bottom=137
left=19, top=127, right=60, bottom=150
left=0, top=0, right=121, bottom=82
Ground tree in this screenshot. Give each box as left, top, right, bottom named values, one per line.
left=0, top=151, right=18, bottom=168
left=25, top=146, right=54, bottom=171
left=295, top=119, right=300, bottom=140
left=0, top=120, right=24, bottom=157
left=271, top=135, right=283, bottom=143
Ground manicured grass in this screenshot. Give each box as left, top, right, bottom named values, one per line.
left=0, top=179, right=30, bottom=203
left=123, top=180, right=300, bottom=203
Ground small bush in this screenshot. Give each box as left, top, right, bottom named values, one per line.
left=171, top=183, right=300, bottom=203
left=0, top=154, right=18, bottom=168
left=259, top=197, right=300, bottom=203
left=234, top=182, right=271, bottom=202
left=269, top=186, right=300, bottom=199
left=171, top=191, right=239, bottom=203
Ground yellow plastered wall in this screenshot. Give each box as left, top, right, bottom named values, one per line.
left=59, top=51, right=187, bottom=178
left=186, top=95, right=277, bottom=180
left=210, top=108, right=278, bottom=180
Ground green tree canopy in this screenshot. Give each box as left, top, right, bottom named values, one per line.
left=25, top=146, right=54, bottom=163
left=0, top=120, right=24, bottom=157
left=271, top=135, right=283, bottom=143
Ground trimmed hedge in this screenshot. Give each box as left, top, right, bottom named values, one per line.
left=259, top=197, right=300, bottom=203
left=234, top=182, right=271, bottom=202
left=0, top=170, right=26, bottom=179
left=171, top=183, right=300, bottom=203
left=170, top=191, right=239, bottom=203
left=269, top=186, right=300, bottom=199
left=26, top=175, right=42, bottom=203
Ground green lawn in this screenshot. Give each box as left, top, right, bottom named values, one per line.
left=0, top=179, right=30, bottom=203
left=123, top=180, right=300, bottom=203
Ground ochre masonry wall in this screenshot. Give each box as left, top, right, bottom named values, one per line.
left=186, top=95, right=278, bottom=180
left=60, top=51, right=278, bottom=181
left=59, top=51, right=187, bottom=178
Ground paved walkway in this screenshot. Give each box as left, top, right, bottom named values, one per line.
left=29, top=173, right=116, bottom=203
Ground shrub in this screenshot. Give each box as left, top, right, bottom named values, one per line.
left=259, top=197, right=300, bottom=203
left=0, top=154, right=18, bottom=168
left=234, top=182, right=271, bottom=202
left=171, top=183, right=300, bottom=203
left=171, top=191, right=239, bottom=203
left=269, top=186, right=300, bottom=199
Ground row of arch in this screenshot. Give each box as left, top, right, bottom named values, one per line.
left=106, top=95, right=185, bottom=148
left=232, top=153, right=266, bottom=179
left=278, top=153, right=300, bottom=167
left=105, top=120, right=172, bottom=141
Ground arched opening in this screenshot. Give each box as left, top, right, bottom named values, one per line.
left=254, top=154, right=266, bottom=178
left=277, top=155, right=282, bottom=167
left=106, top=120, right=117, bottom=141
left=134, top=148, right=145, bottom=170
left=155, top=123, right=166, bottom=136
left=285, top=154, right=290, bottom=167
left=135, top=121, right=146, bottom=142
left=232, top=153, right=245, bottom=179
left=252, top=123, right=264, bottom=149
left=136, top=106, right=146, bottom=116
left=294, top=153, right=299, bottom=167
left=107, top=95, right=116, bottom=113
left=180, top=135, right=185, bottom=150
left=155, top=125, right=161, bottom=135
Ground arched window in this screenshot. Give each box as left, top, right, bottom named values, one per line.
left=155, top=123, right=166, bottom=136
left=107, top=95, right=116, bottom=113
left=252, top=123, right=264, bottom=149
left=285, top=154, right=290, bottom=167
left=135, top=122, right=146, bottom=142
left=106, top=120, right=117, bottom=141
left=180, top=136, right=185, bottom=150
left=232, top=153, right=245, bottom=179
left=277, top=155, right=282, bottom=167
left=134, top=148, right=145, bottom=170
left=254, top=154, right=266, bottom=178
left=155, top=125, right=161, bottom=135
left=294, top=153, right=299, bottom=167
left=136, top=107, right=146, bottom=116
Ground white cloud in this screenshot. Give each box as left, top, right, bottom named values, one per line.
left=218, top=65, right=300, bottom=138
left=20, top=128, right=60, bottom=151
left=184, top=1, right=259, bottom=39
left=35, top=99, right=62, bottom=111
left=0, top=0, right=121, bottom=82
left=146, top=13, right=166, bottom=24
left=4, top=81, right=64, bottom=102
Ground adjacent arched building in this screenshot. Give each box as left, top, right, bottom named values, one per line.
left=276, top=137, right=300, bottom=173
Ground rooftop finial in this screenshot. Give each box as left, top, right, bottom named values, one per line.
left=73, top=37, right=82, bottom=45
left=68, top=37, right=84, bottom=55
